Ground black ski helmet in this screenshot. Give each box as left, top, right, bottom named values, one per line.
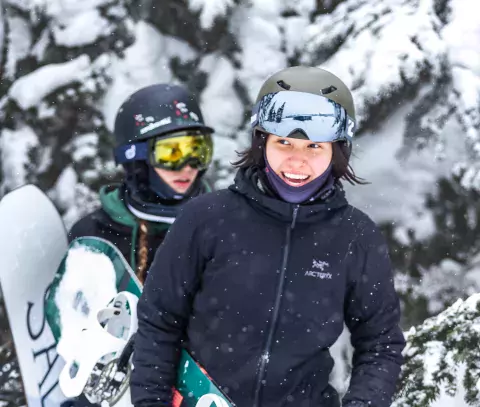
left=112, top=84, right=214, bottom=216
left=114, top=84, right=214, bottom=147
left=252, top=66, right=355, bottom=156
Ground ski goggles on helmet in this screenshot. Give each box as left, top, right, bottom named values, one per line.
left=250, top=91, right=355, bottom=143
left=149, top=131, right=213, bottom=171
left=114, top=130, right=213, bottom=171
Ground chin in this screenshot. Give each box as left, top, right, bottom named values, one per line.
left=172, top=184, right=192, bottom=194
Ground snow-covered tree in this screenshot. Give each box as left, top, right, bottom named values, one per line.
left=383, top=174, right=480, bottom=327
left=393, top=293, right=480, bottom=407
left=300, top=0, right=479, bottom=168
left=0, top=0, right=135, bottom=226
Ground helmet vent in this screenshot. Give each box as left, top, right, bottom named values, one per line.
left=276, top=80, right=291, bottom=90
left=320, top=85, right=337, bottom=95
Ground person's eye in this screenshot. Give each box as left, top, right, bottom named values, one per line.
left=278, top=139, right=290, bottom=146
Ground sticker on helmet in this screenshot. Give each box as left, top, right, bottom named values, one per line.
left=140, top=117, right=172, bottom=135
left=175, top=102, right=188, bottom=114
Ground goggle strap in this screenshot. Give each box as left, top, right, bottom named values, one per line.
left=114, top=142, right=149, bottom=164
left=250, top=101, right=261, bottom=127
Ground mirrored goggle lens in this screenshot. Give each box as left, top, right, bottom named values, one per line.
left=251, top=91, right=355, bottom=142
left=150, top=133, right=213, bottom=170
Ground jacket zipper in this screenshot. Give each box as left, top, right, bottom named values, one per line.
left=252, top=205, right=299, bottom=407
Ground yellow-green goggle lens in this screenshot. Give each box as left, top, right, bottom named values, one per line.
left=151, top=134, right=213, bottom=170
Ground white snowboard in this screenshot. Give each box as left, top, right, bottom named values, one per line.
left=0, top=184, right=68, bottom=407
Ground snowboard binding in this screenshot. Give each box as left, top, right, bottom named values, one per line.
left=57, top=291, right=139, bottom=405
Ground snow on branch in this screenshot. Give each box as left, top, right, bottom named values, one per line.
left=188, top=0, right=234, bottom=30
left=51, top=8, right=113, bottom=47
left=8, top=55, right=91, bottom=109
left=393, top=293, right=480, bottom=407
left=6, top=0, right=122, bottom=48
left=8, top=53, right=112, bottom=110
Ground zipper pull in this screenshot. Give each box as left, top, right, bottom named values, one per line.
left=291, top=205, right=299, bottom=229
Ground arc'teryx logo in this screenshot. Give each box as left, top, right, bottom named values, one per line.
left=305, top=259, right=332, bottom=279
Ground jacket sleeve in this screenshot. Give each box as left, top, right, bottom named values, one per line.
left=342, top=221, right=406, bottom=407
left=130, top=206, right=206, bottom=407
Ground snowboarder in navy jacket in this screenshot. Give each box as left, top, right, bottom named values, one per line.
left=131, top=66, right=406, bottom=407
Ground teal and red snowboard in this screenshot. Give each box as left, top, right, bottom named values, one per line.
left=44, top=236, right=234, bottom=407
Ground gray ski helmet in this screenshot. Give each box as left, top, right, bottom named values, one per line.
left=113, top=84, right=214, bottom=148
left=255, top=66, right=355, bottom=121
left=252, top=66, right=356, bottom=152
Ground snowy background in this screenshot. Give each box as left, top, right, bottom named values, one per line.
left=0, top=0, right=480, bottom=406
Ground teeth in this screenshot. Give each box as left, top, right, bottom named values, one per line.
left=284, top=172, right=309, bottom=180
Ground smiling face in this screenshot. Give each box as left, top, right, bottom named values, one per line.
left=265, top=134, right=333, bottom=187
left=154, top=165, right=199, bottom=193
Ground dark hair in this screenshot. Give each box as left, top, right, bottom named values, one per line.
left=136, top=220, right=149, bottom=284
left=232, top=132, right=368, bottom=185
